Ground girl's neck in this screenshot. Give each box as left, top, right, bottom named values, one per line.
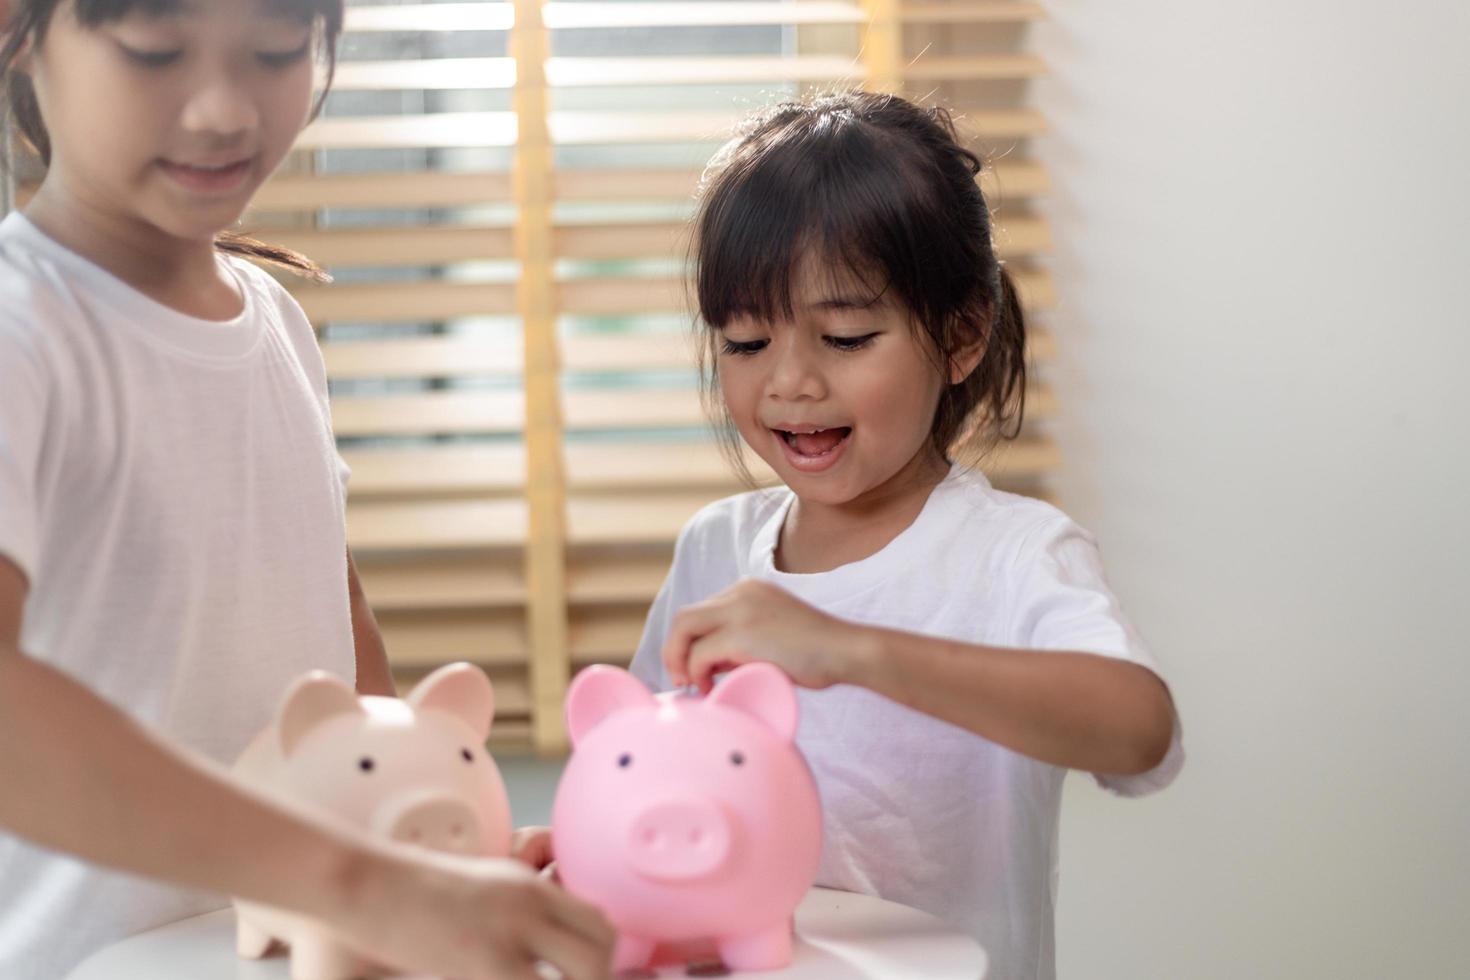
left=775, top=447, right=951, bottom=574
left=23, top=180, right=243, bottom=321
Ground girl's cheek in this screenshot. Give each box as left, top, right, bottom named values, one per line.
left=282, top=73, right=317, bottom=124
left=261, top=86, right=315, bottom=155
left=724, top=375, right=762, bottom=420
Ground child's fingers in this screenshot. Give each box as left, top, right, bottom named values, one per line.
left=661, top=602, right=723, bottom=685
left=510, top=826, right=554, bottom=870
left=686, top=634, right=748, bottom=693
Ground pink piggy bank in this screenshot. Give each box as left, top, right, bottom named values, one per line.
left=231, top=662, right=512, bottom=980
left=552, top=663, right=822, bottom=972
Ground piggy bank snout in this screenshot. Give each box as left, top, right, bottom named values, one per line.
left=626, top=797, right=733, bottom=881
left=373, top=793, right=483, bottom=855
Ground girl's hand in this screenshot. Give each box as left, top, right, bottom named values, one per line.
left=348, top=848, right=612, bottom=980
left=511, top=824, right=559, bottom=880
left=661, top=578, right=864, bottom=693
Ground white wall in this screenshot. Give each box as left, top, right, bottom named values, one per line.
left=1032, top=3, right=1470, bottom=977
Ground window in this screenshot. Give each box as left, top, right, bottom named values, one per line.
left=5, top=0, right=1057, bottom=753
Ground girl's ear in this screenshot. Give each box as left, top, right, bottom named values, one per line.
left=948, top=321, right=987, bottom=384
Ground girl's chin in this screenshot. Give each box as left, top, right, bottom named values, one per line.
left=145, top=205, right=253, bottom=244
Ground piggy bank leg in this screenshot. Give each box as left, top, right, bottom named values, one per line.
left=289, top=936, right=367, bottom=980
left=717, top=919, right=794, bottom=971
left=234, top=913, right=275, bottom=959
left=612, top=933, right=657, bottom=972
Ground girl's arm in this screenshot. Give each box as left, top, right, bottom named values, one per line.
left=662, top=578, right=1175, bottom=776
left=347, top=546, right=396, bottom=697
left=0, top=559, right=613, bottom=980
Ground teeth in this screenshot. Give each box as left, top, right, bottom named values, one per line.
left=778, top=426, right=852, bottom=450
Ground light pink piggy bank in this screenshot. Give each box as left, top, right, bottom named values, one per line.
left=232, top=663, right=512, bottom=980
left=552, top=663, right=822, bottom=972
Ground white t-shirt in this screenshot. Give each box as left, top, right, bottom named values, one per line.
left=629, top=466, right=1184, bottom=980
left=0, top=212, right=356, bottom=978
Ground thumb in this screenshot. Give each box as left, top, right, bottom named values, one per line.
left=509, top=826, right=554, bottom=870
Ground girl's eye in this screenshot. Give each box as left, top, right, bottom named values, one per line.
left=825, top=333, right=878, bottom=352
left=257, top=41, right=312, bottom=69
left=720, top=338, right=768, bottom=357
left=120, top=45, right=183, bottom=68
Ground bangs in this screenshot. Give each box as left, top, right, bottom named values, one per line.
left=694, top=102, right=981, bottom=333
left=71, top=0, right=341, bottom=30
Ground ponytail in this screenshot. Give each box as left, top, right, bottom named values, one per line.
left=989, top=264, right=1028, bottom=442
left=216, top=232, right=331, bottom=282
left=935, top=262, right=1027, bottom=458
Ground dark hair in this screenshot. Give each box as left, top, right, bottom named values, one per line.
left=693, top=90, right=1027, bottom=473
left=0, top=0, right=343, bottom=278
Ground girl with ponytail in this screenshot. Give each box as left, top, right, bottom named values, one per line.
left=630, top=91, right=1184, bottom=979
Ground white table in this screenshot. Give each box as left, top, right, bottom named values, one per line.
left=67, top=887, right=987, bottom=979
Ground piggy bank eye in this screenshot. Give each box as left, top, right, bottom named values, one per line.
left=730, top=751, right=745, bottom=767
left=358, top=756, right=375, bottom=773
left=617, top=752, right=633, bottom=768
left=460, top=747, right=474, bottom=763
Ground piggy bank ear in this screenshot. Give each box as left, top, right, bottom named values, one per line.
left=278, top=672, right=364, bottom=757
left=565, top=665, right=656, bottom=747
left=406, top=663, right=496, bottom=740
left=706, top=662, right=799, bottom=742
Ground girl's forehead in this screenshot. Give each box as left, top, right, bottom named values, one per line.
left=788, top=250, right=891, bottom=312
left=77, top=0, right=315, bottom=22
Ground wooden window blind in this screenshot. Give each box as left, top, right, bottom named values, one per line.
left=5, top=0, right=1059, bottom=754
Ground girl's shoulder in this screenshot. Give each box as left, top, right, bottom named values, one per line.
left=0, top=219, right=64, bottom=318
left=221, top=254, right=306, bottom=322
left=0, top=228, right=74, bottom=363
left=220, top=254, right=326, bottom=358
left=689, top=484, right=788, bottom=531
left=934, top=464, right=1077, bottom=545
left=675, top=485, right=790, bottom=558
left=923, top=467, right=1117, bottom=592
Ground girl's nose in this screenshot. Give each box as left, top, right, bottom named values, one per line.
left=180, top=76, right=260, bottom=139
left=767, top=339, right=827, bottom=402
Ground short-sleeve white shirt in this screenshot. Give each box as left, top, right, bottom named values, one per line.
left=630, top=465, right=1184, bottom=980
left=0, top=213, right=356, bottom=978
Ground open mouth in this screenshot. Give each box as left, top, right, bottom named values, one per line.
left=777, top=427, right=851, bottom=455
left=773, top=426, right=852, bottom=471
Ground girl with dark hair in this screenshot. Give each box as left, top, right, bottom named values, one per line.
left=0, top=1, right=611, bottom=976
left=631, top=92, right=1185, bottom=979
